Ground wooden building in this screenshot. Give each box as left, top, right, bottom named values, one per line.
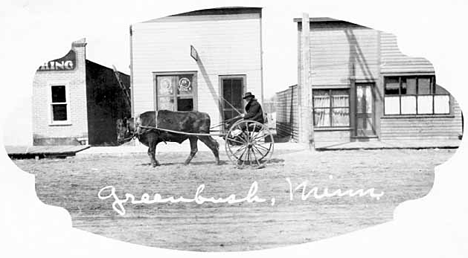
left=276, top=17, right=463, bottom=146
left=130, top=7, right=263, bottom=128
left=32, top=39, right=131, bottom=146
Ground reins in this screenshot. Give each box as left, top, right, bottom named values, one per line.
left=133, top=114, right=243, bottom=137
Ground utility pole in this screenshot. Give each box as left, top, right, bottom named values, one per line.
left=301, top=13, right=315, bottom=150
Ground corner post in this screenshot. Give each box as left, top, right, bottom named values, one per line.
left=300, top=13, right=315, bottom=150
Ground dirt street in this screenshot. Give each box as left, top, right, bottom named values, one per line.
left=13, top=148, right=456, bottom=252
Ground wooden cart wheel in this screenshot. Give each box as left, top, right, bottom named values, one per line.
left=225, top=120, right=274, bottom=168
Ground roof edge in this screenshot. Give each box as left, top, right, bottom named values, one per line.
left=293, top=17, right=348, bottom=23
left=142, top=6, right=262, bottom=23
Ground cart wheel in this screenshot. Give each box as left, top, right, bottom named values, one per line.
left=225, top=120, right=274, bottom=168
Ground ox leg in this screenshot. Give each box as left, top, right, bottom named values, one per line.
left=198, top=136, right=220, bottom=165
left=148, top=141, right=160, bottom=167
left=184, top=137, right=198, bottom=165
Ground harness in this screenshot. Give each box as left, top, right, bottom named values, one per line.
left=125, top=112, right=242, bottom=143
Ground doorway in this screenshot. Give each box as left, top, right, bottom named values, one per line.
left=220, top=76, right=245, bottom=129
left=355, top=83, right=376, bottom=137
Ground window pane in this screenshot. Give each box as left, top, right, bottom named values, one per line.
left=385, top=78, right=400, bottom=95
left=332, top=89, right=348, bottom=96
left=417, top=95, right=433, bottom=114
left=158, top=96, right=175, bottom=110
left=177, top=75, right=193, bottom=96
left=231, top=79, right=243, bottom=108
left=418, top=78, right=432, bottom=94
left=357, top=86, right=373, bottom=114
left=332, top=108, right=349, bottom=126
left=177, top=98, right=193, bottom=111
left=384, top=96, right=400, bottom=115
left=314, top=108, right=330, bottom=127
left=332, top=94, right=348, bottom=108
left=404, top=78, right=417, bottom=95
left=313, top=90, right=330, bottom=108
left=52, top=104, right=67, bottom=121
left=223, top=78, right=243, bottom=109
left=435, top=84, right=449, bottom=95
left=434, top=95, right=450, bottom=114
left=51, top=86, right=66, bottom=103
left=401, top=96, right=416, bottom=114
left=157, top=76, right=175, bottom=95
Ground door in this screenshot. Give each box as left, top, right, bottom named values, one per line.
left=220, top=76, right=244, bottom=129
left=355, top=84, right=376, bottom=137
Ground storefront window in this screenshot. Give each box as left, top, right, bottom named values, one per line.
left=156, top=74, right=195, bottom=111
left=313, top=89, right=350, bottom=127
left=384, top=76, right=450, bottom=115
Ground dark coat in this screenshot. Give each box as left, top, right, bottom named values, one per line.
left=244, top=98, right=264, bottom=123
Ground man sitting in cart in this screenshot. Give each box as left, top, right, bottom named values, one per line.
left=240, top=92, right=264, bottom=124
left=230, top=92, right=264, bottom=138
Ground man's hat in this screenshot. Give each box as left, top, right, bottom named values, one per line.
left=243, top=92, right=255, bottom=99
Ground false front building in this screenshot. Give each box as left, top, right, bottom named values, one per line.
left=130, top=7, right=263, bottom=129
left=276, top=17, right=463, bottom=147
left=32, top=39, right=131, bottom=146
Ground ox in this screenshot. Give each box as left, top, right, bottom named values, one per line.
left=116, top=110, right=220, bottom=167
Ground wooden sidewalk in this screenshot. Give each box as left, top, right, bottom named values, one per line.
left=315, top=139, right=462, bottom=151
left=5, top=145, right=90, bottom=159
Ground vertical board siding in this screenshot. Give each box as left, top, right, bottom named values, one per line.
left=380, top=32, right=434, bottom=74
left=131, top=13, right=262, bottom=126
left=309, top=24, right=379, bottom=86
left=275, top=85, right=299, bottom=140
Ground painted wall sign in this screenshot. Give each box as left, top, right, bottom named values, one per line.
left=37, top=50, right=76, bottom=71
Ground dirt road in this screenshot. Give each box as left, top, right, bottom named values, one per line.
left=13, top=148, right=455, bottom=251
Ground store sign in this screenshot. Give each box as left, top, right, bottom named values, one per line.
left=37, top=50, right=76, bottom=71
left=190, top=45, right=198, bottom=61
left=178, top=77, right=192, bottom=92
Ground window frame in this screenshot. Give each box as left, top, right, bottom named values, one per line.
left=153, top=71, right=198, bottom=112
left=218, top=74, right=247, bottom=126
left=383, top=75, right=451, bottom=116
left=48, top=82, right=71, bottom=126
left=312, top=88, right=351, bottom=128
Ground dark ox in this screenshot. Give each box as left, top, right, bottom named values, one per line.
left=116, top=110, right=220, bottom=167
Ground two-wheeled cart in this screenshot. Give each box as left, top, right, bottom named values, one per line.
left=222, top=119, right=274, bottom=169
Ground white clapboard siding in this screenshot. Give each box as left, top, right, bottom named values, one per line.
left=380, top=98, right=463, bottom=140
left=131, top=11, right=262, bottom=126
left=380, top=31, right=434, bottom=74
left=309, top=25, right=380, bottom=85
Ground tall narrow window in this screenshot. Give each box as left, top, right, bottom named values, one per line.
left=384, top=76, right=450, bottom=115
left=155, top=73, right=196, bottom=111
left=313, top=89, right=350, bottom=127
left=51, top=85, right=68, bottom=122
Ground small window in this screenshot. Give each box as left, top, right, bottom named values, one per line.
left=384, top=76, right=450, bottom=115
left=50, top=85, right=68, bottom=123
left=313, top=89, right=350, bottom=127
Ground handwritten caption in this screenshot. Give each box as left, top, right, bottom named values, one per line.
left=98, top=177, right=384, bottom=216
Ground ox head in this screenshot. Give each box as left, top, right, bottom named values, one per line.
left=116, top=117, right=136, bottom=144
